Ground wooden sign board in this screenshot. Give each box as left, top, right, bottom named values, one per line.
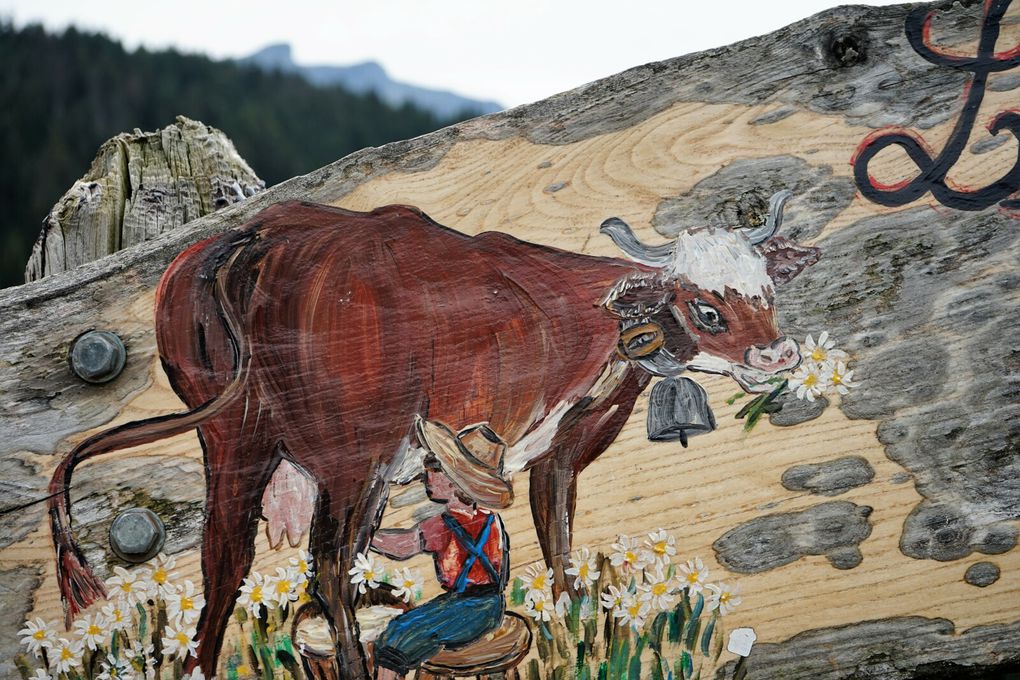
left=2, top=2, right=1019, bottom=679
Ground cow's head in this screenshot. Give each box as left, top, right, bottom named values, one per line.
left=600, top=191, right=820, bottom=393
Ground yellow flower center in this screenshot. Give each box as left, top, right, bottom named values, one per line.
left=275, top=580, right=292, bottom=595
left=578, top=563, right=589, bottom=579
left=811, top=347, right=826, bottom=361
left=686, top=571, right=700, bottom=584
left=627, top=603, right=641, bottom=617
left=298, top=560, right=308, bottom=573
left=803, top=374, right=817, bottom=387
left=250, top=585, right=263, bottom=602
left=236, top=664, right=251, bottom=676
left=87, top=624, right=101, bottom=636
left=533, top=600, right=545, bottom=612
left=652, top=583, right=667, bottom=596
left=154, top=568, right=167, bottom=585
left=120, top=582, right=133, bottom=593
left=832, top=371, right=844, bottom=385
left=625, top=550, right=637, bottom=563
left=180, top=596, right=194, bottom=611
left=403, top=579, right=414, bottom=589
left=175, top=632, right=188, bottom=646
left=531, top=574, right=546, bottom=590
left=653, top=541, right=667, bottom=555
left=33, top=630, right=45, bottom=640
left=364, top=570, right=375, bottom=581
left=61, top=647, right=73, bottom=661
left=720, top=592, right=731, bottom=604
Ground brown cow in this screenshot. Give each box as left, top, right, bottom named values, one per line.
left=48, top=195, right=817, bottom=678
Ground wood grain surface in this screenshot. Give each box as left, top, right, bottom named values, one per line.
left=2, top=2, right=1019, bottom=678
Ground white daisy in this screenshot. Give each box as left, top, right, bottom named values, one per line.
left=600, top=584, right=626, bottom=612
left=31, top=669, right=52, bottom=680
left=106, top=566, right=147, bottom=607
left=101, top=602, right=131, bottom=632
left=553, top=591, right=572, bottom=618
left=166, top=580, right=205, bottom=625
left=18, top=618, right=56, bottom=657
left=270, top=566, right=303, bottom=607
left=521, top=563, right=553, bottom=602
left=788, top=361, right=830, bottom=402
left=677, top=557, right=710, bottom=594
left=639, top=566, right=677, bottom=611
left=609, top=534, right=648, bottom=572
left=392, top=568, right=424, bottom=604
left=73, top=612, right=109, bottom=651
left=289, top=549, right=314, bottom=581
left=51, top=638, right=83, bottom=674
left=348, top=552, right=383, bottom=595
left=143, top=554, right=179, bottom=600
left=564, top=547, right=600, bottom=591
left=161, top=623, right=198, bottom=661
left=614, top=593, right=650, bottom=629
left=237, top=572, right=270, bottom=616
left=642, top=529, right=677, bottom=566
left=97, top=654, right=135, bottom=680
left=827, top=360, right=858, bottom=395
left=524, top=595, right=552, bottom=622
left=706, top=581, right=742, bottom=615
left=803, top=331, right=847, bottom=365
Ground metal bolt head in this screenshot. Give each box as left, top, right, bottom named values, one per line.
left=69, top=330, right=126, bottom=384
left=109, top=508, right=165, bottom=563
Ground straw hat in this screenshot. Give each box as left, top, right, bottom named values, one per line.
left=414, top=416, right=514, bottom=510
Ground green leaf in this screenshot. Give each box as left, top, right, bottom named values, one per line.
left=681, top=651, right=693, bottom=679
left=511, top=577, right=527, bottom=606
left=712, top=618, right=725, bottom=662
left=726, top=392, right=746, bottom=405
left=597, top=661, right=609, bottom=680
left=700, top=615, right=716, bottom=656
left=528, top=658, right=542, bottom=680
left=576, top=640, right=587, bottom=676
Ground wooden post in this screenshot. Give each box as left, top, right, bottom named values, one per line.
left=1, top=2, right=1019, bottom=679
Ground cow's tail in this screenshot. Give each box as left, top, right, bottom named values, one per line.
left=48, top=251, right=251, bottom=627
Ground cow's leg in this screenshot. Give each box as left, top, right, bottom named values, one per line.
left=530, top=370, right=650, bottom=597
left=529, top=457, right=579, bottom=598
left=188, top=426, right=278, bottom=677
left=308, top=467, right=389, bottom=680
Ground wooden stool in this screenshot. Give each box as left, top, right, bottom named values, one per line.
left=417, top=612, right=532, bottom=680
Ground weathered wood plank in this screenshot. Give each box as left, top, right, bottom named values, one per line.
left=24, top=116, right=264, bottom=282
left=1, top=2, right=1019, bottom=679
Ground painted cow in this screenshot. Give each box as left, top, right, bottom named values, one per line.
left=48, top=192, right=817, bottom=678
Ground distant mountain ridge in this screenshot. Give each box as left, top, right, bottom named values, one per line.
left=241, top=44, right=502, bottom=119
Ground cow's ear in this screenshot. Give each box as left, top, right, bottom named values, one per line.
left=760, top=236, right=821, bottom=284
left=601, top=273, right=674, bottom=319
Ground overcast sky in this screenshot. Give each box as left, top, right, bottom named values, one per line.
left=1, top=0, right=903, bottom=107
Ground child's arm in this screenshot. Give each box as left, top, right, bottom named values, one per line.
left=371, top=525, right=424, bottom=560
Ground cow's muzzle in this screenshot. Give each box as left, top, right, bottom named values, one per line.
left=744, top=336, right=801, bottom=374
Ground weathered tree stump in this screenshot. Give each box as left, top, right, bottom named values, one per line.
left=1, top=2, right=1019, bottom=679
left=24, top=115, right=264, bottom=282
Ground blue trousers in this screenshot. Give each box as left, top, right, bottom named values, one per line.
left=374, top=587, right=504, bottom=674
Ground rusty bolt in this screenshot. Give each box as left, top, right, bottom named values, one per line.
left=109, top=508, right=165, bottom=563
left=69, top=330, right=126, bottom=384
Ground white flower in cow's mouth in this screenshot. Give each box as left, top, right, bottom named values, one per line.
left=348, top=551, right=384, bottom=594
left=803, top=331, right=848, bottom=364
left=789, top=361, right=829, bottom=402
left=827, top=360, right=858, bottom=395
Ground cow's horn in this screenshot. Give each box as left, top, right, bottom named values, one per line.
left=743, top=190, right=793, bottom=245
left=599, top=217, right=674, bottom=266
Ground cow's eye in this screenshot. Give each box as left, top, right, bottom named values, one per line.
left=687, top=300, right=727, bottom=335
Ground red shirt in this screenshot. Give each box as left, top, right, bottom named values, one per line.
left=421, top=508, right=506, bottom=590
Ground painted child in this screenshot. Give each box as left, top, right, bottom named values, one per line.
left=370, top=416, right=514, bottom=680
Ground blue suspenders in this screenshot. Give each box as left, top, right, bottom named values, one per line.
left=441, top=513, right=502, bottom=593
